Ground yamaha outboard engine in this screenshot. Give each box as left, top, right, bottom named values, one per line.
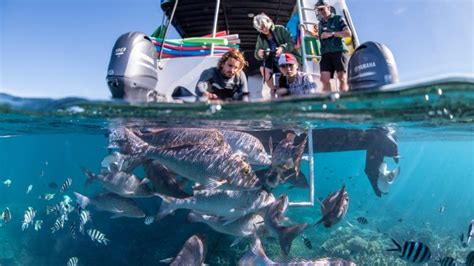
left=348, top=41, right=399, bottom=91
left=106, top=32, right=158, bottom=100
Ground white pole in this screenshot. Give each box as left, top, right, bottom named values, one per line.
left=211, top=0, right=221, bottom=56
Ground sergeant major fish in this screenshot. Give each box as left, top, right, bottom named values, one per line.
left=60, top=178, right=72, bottom=193
left=87, top=229, right=109, bottom=245
left=21, top=207, right=36, bottom=231
left=467, top=219, right=474, bottom=245
left=67, top=257, right=79, bottom=266
left=387, top=238, right=431, bottom=263
left=1, top=207, right=12, bottom=223
left=34, top=220, right=43, bottom=231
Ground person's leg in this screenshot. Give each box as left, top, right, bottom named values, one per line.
left=320, top=71, right=332, bottom=92
left=319, top=53, right=335, bottom=92
left=334, top=52, right=349, bottom=92
left=260, top=66, right=276, bottom=92
left=336, top=71, right=348, bottom=92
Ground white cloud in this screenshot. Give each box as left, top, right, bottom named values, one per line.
left=393, top=7, right=407, bottom=16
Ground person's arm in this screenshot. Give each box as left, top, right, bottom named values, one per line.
left=238, top=71, right=250, bottom=102
left=254, top=36, right=265, bottom=61
left=333, top=16, right=351, bottom=38
left=195, top=69, right=218, bottom=100
left=276, top=26, right=296, bottom=56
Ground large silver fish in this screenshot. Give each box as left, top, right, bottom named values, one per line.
left=187, top=212, right=264, bottom=246
left=239, top=231, right=356, bottom=266
left=160, top=235, right=207, bottom=266
left=221, top=129, right=271, bottom=166
left=156, top=189, right=275, bottom=220
left=131, top=127, right=228, bottom=149
left=263, top=195, right=308, bottom=256
left=123, top=128, right=260, bottom=191
left=74, top=192, right=145, bottom=219
left=271, top=133, right=307, bottom=176
left=376, top=162, right=400, bottom=194
left=82, top=167, right=156, bottom=198
left=316, top=185, right=349, bottom=228
left=143, top=159, right=191, bottom=199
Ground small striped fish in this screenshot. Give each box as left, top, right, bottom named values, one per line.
left=34, top=220, right=43, bottom=231
left=387, top=238, right=431, bottom=263
left=437, top=256, right=457, bottom=266
left=51, top=216, right=65, bottom=233
left=60, top=178, right=72, bottom=193
left=79, top=210, right=91, bottom=233
left=21, top=207, right=36, bottom=231
left=466, top=251, right=474, bottom=266
left=67, top=256, right=79, bottom=266
left=144, top=216, right=154, bottom=225
left=87, top=229, right=109, bottom=245
left=69, top=222, right=78, bottom=239
left=356, top=216, right=368, bottom=225
left=1, top=207, right=12, bottom=223
left=301, top=235, right=312, bottom=249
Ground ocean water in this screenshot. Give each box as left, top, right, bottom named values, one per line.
left=0, top=79, right=473, bottom=265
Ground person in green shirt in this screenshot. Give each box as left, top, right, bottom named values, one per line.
left=253, top=13, right=300, bottom=96
left=316, top=0, right=352, bottom=92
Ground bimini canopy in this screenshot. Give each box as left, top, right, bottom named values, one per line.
left=161, top=0, right=296, bottom=74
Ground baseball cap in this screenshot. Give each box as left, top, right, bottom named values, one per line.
left=315, top=0, right=329, bottom=8
left=278, top=53, right=298, bottom=66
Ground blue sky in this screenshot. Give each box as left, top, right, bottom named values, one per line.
left=1, top=0, right=473, bottom=99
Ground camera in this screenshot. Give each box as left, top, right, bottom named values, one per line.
left=263, top=48, right=276, bottom=59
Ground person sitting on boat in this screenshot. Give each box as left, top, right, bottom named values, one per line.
left=275, top=53, right=317, bottom=97
left=253, top=13, right=301, bottom=96
left=315, top=0, right=352, bottom=92
left=195, top=48, right=249, bottom=101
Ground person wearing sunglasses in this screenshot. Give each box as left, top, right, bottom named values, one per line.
left=275, top=53, right=317, bottom=97
left=315, top=0, right=352, bottom=92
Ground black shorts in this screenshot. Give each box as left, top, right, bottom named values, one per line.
left=320, top=51, right=348, bottom=77
left=262, top=55, right=280, bottom=75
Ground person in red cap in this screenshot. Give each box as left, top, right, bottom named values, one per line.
left=275, top=53, right=317, bottom=97
left=315, top=0, right=352, bottom=92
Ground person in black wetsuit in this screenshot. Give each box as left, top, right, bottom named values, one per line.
left=195, top=49, right=249, bottom=101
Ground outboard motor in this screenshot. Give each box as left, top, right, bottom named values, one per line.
left=106, top=32, right=158, bottom=100
left=348, top=41, right=399, bottom=91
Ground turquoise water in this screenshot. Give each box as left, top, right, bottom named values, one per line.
left=0, top=80, right=473, bottom=265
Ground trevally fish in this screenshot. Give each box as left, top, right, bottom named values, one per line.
left=101, top=151, right=147, bottom=173
left=239, top=231, right=356, bottom=266
left=82, top=167, right=156, bottom=198
left=221, top=129, right=271, bottom=166
left=74, top=192, right=145, bottom=219
left=187, top=212, right=264, bottom=246
left=159, top=235, right=207, bottom=266
left=386, top=238, right=431, bottom=263
left=131, top=127, right=228, bottom=149
left=21, top=207, right=36, bottom=231
left=316, top=185, right=349, bottom=228
left=156, top=189, right=275, bottom=220
left=263, top=195, right=308, bottom=256
left=87, top=229, right=109, bottom=245
left=376, top=162, right=400, bottom=194
left=123, top=128, right=260, bottom=191
left=143, top=159, right=191, bottom=199
left=271, top=132, right=307, bottom=177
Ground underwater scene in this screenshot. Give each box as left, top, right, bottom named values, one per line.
left=0, top=80, right=473, bottom=266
